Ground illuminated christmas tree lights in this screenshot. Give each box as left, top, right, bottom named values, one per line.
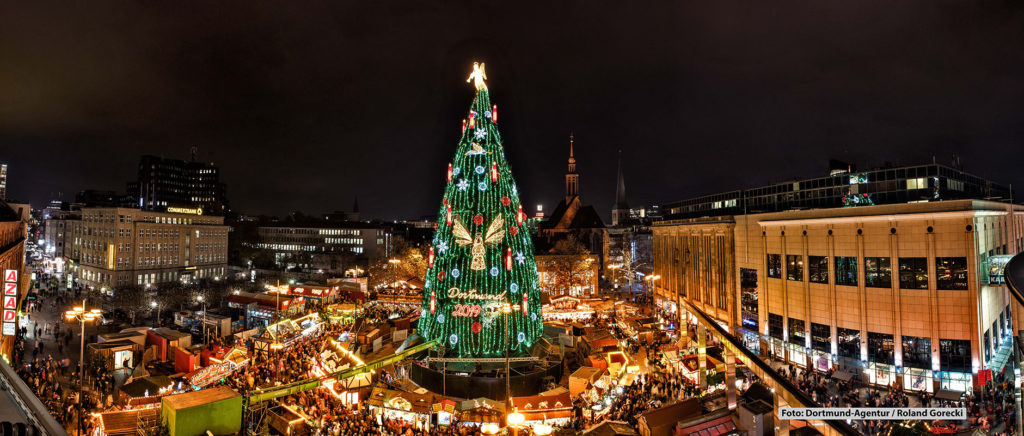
left=418, top=63, right=543, bottom=357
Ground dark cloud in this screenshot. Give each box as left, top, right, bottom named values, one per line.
left=1, top=1, right=1023, bottom=220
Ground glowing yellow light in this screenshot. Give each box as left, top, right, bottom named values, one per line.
left=467, top=62, right=488, bottom=91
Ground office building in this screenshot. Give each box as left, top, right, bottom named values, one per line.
left=653, top=193, right=1020, bottom=394
left=251, top=223, right=392, bottom=275
left=663, top=162, right=1013, bottom=220
left=0, top=163, right=7, bottom=201
left=68, top=208, right=228, bottom=290
left=127, top=155, right=228, bottom=215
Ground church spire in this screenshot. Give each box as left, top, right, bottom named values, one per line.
left=612, top=150, right=630, bottom=226
left=565, top=131, right=579, bottom=203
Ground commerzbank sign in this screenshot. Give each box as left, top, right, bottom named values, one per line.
left=167, top=207, right=203, bottom=216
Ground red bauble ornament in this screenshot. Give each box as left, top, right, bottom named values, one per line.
left=474, top=214, right=484, bottom=226
left=501, top=196, right=511, bottom=207
left=472, top=322, right=482, bottom=334
left=509, top=226, right=518, bottom=236
left=437, top=270, right=445, bottom=281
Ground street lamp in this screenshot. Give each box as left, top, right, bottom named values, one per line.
left=533, top=423, right=553, bottom=435
left=506, top=412, right=525, bottom=436
left=196, top=295, right=207, bottom=345
left=151, top=300, right=159, bottom=325
left=65, top=301, right=101, bottom=436
left=480, top=423, right=500, bottom=435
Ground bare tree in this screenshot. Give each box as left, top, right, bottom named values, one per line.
left=537, top=235, right=598, bottom=297
left=367, top=236, right=429, bottom=290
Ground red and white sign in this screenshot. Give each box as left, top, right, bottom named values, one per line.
left=3, top=269, right=16, bottom=283
left=4, top=283, right=15, bottom=296
left=2, top=310, right=15, bottom=322
left=3, top=296, right=15, bottom=310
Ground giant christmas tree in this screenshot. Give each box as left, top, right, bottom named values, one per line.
left=419, top=63, right=543, bottom=358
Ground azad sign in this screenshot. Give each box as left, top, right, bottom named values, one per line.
left=2, top=269, right=17, bottom=338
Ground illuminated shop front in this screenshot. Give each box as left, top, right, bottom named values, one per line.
left=903, top=368, right=933, bottom=392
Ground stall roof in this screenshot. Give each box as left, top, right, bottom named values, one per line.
left=571, top=366, right=607, bottom=383
left=151, top=327, right=190, bottom=341
left=509, top=393, right=572, bottom=411
left=638, top=398, right=702, bottom=433
left=581, top=420, right=639, bottom=436
left=121, top=376, right=174, bottom=398
left=162, top=386, right=239, bottom=410
left=89, top=339, right=137, bottom=351
left=458, top=397, right=505, bottom=413
left=99, top=409, right=159, bottom=436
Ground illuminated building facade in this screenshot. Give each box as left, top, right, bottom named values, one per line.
left=662, top=162, right=1013, bottom=219
left=653, top=199, right=1021, bottom=394
left=252, top=224, right=391, bottom=274
left=68, top=208, right=228, bottom=290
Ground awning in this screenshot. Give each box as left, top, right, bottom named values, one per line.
left=934, top=389, right=964, bottom=402
left=830, top=371, right=854, bottom=382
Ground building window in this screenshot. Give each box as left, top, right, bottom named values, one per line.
left=936, top=257, right=968, bottom=290
left=902, top=336, right=931, bottom=369
left=835, top=256, right=858, bottom=286
left=811, top=323, right=830, bottom=352
left=786, top=255, right=803, bottom=281
left=740, top=268, right=758, bottom=331
left=767, top=254, right=782, bottom=278
left=768, top=313, right=784, bottom=340
left=808, top=256, right=828, bottom=284
left=939, top=339, right=971, bottom=372
left=837, top=328, right=860, bottom=359
left=898, top=258, right=928, bottom=289
left=788, top=318, right=805, bottom=346
left=867, top=332, right=894, bottom=365
left=864, top=257, right=892, bottom=288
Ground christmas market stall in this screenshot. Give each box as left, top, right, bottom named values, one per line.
left=541, top=296, right=596, bottom=321
left=509, top=392, right=573, bottom=427
left=366, top=386, right=436, bottom=431
left=457, top=397, right=505, bottom=427
left=186, top=347, right=249, bottom=389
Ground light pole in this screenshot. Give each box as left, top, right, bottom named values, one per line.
left=197, top=295, right=207, bottom=345
left=65, top=300, right=100, bottom=436
left=151, top=300, right=159, bottom=325
left=503, top=302, right=512, bottom=404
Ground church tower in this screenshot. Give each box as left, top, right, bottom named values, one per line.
left=565, top=132, right=579, bottom=203
left=612, top=151, right=630, bottom=226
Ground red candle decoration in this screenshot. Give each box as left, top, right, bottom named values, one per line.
left=428, top=247, right=435, bottom=268
left=491, top=161, right=498, bottom=182
left=447, top=163, right=453, bottom=182
left=517, top=205, right=524, bottom=225
left=461, top=119, right=466, bottom=134
left=505, top=247, right=513, bottom=270
left=446, top=206, right=452, bottom=225
left=469, top=113, right=476, bottom=129
left=492, top=104, right=498, bottom=123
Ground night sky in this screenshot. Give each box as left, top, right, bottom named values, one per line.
left=2, top=1, right=1024, bottom=221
